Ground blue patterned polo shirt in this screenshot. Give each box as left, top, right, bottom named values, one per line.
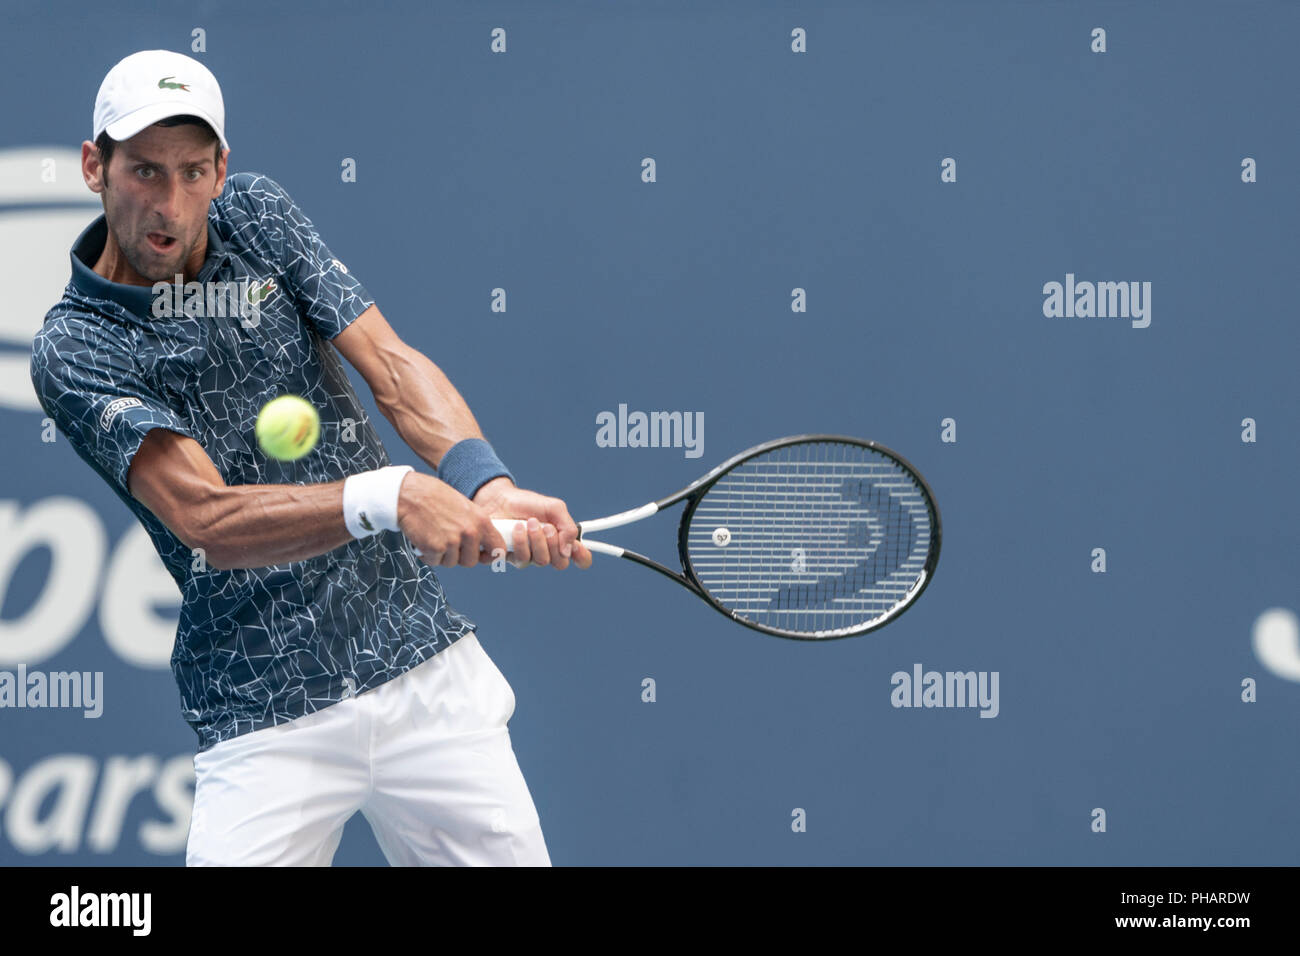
left=30, top=172, right=476, bottom=751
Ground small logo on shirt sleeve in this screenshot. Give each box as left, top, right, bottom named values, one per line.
left=100, top=396, right=144, bottom=430
left=331, top=258, right=349, bottom=275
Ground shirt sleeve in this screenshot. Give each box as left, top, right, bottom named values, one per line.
left=30, top=326, right=202, bottom=500
left=237, top=174, right=376, bottom=340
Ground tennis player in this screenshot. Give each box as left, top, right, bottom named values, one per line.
left=29, top=49, right=591, bottom=866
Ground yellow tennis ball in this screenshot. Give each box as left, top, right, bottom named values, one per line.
left=256, top=395, right=320, bottom=461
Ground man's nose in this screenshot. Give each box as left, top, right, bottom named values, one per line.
left=153, top=174, right=185, bottom=221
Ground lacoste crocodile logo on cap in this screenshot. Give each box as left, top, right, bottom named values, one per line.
left=157, top=76, right=190, bottom=91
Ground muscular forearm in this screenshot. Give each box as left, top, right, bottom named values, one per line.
left=372, top=345, right=485, bottom=469
left=193, top=480, right=355, bottom=570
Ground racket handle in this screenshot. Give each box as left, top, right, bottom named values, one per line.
left=491, top=517, right=522, bottom=550
left=412, top=519, right=584, bottom=557
left=489, top=517, right=584, bottom=551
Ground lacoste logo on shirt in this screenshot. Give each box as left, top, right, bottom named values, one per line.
left=157, top=76, right=190, bottom=91
left=246, top=277, right=277, bottom=306
left=358, top=511, right=375, bottom=532
left=100, top=397, right=143, bottom=430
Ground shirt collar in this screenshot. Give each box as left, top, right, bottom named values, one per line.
left=69, top=215, right=231, bottom=320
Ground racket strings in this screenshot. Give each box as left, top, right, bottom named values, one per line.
left=685, top=440, right=934, bottom=637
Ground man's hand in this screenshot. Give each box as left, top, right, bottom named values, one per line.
left=472, top=476, right=593, bottom=570
left=398, top=472, right=507, bottom=567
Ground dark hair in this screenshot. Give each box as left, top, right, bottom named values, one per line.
left=95, top=115, right=221, bottom=184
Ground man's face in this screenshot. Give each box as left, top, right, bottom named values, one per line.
left=84, top=123, right=228, bottom=283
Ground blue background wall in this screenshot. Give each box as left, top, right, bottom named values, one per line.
left=1, top=0, right=1296, bottom=865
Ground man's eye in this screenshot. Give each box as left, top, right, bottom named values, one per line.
left=186, top=169, right=203, bottom=181
left=136, top=167, right=155, bottom=179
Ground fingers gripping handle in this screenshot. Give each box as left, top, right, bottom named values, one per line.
left=490, top=517, right=582, bottom=552
left=491, top=519, right=627, bottom=559
left=411, top=518, right=583, bottom=557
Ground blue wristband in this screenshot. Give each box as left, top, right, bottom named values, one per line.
left=438, top=438, right=514, bottom=499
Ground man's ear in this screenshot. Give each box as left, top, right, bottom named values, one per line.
left=82, top=140, right=106, bottom=195
left=212, top=147, right=230, bottom=197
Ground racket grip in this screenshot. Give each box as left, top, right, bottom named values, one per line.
left=413, top=519, right=583, bottom=557
left=412, top=520, right=522, bottom=557
left=489, top=517, right=584, bottom=552
left=491, top=517, right=523, bottom=551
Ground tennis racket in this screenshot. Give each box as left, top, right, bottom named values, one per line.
left=492, top=434, right=941, bottom=640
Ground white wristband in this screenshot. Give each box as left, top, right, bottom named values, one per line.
left=343, top=465, right=414, bottom=538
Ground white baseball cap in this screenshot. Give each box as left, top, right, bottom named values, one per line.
left=93, top=50, right=229, bottom=150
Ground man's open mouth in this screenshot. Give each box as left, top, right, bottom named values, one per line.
left=146, top=232, right=177, bottom=252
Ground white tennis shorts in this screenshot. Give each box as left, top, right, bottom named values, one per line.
left=185, top=632, right=551, bottom=866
